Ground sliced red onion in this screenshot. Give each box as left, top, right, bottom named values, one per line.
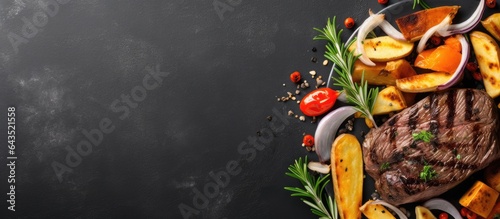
left=314, top=106, right=357, bottom=163
left=447, top=0, right=485, bottom=35
left=417, top=16, right=452, bottom=53
left=371, top=200, right=409, bottom=219
left=357, top=11, right=386, bottom=66
left=423, top=198, right=463, bottom=219
left=379, top=20, right=407, bottom=41
left=307, top=161, right=330, bottom=174
left=437, top=34, right=469, bottom=90
left=367, top=9, right=406, bottom=42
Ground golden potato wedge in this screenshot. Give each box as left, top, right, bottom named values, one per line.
left=372, top=86, right=407, bottom=115
left=396, top=72, right=452, bottom=93
left=482, top=13, right=500, bottom=41
left=359, top=200, right=396, bottom=219
left=484, top=159, right=500, bottom=193
left=349, top=36, right=414, bottom=62
left=459, top=181, right=499, bottom=218
left=396, top=6, right=460, bottom=41
left=470, top=31, right=500, bottom=98
left=353, top=59, right=417, bottom=86
left=415, top=206, right=436, bottom=219
left=331, top=134, right=363, bottom=219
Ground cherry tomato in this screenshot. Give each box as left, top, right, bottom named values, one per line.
left=300, top=88, right=339, bottom=116
left=439, top=212, right=448, bottom=219
left=466, top=62, right=478, bottom=72
left=378, top=0, right=388, bottom=4
left=486, top=0, right=496, bottom=8
left=460, top=208, right=469, bottom=217
left=302, top=134, right=314, bottom=147
left=344, top=17, right=355, bottom=29
left=290, top=71, right=302, bottom=83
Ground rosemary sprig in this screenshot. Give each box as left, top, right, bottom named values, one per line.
left=413, top=0, right=431, bottom=9
left=313, top=17, right=378, bottom=128
left=285, top=157, right=338, bottom=219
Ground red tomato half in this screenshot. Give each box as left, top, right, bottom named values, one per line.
left=300, top=88, right=338, bottom=116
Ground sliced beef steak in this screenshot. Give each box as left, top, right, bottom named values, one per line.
left=363, top=89, right=500, bottom=205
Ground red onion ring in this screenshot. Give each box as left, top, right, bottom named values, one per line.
left=357, top=11, right=386, bottom=66
left=371, top=200, right=409, bottom=219
left=314, top=106, right=357, bottom=163
left=417, top=16, right=452, bottom=53
left=423, top=198, right=463, bottom=219
left=447, top=0, right=485, bottom=35
left=379, top=20, right=407, bottom=41
left=437, top=34, right=469, bottom=90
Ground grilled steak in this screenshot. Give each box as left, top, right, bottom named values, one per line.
left=363, top=89, right=500, bottom=205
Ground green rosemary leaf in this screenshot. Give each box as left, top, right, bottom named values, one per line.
left=285, top=157, right=338, bottom=219
left=314, top=17, right=378, bottom=127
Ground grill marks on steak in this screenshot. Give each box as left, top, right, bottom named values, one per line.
left=363, top=89, right=500, bottom=205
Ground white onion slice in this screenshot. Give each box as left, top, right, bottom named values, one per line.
left=423, top=198, right=463, bottom=219
left=379, top=20, right=406, bottom=41
left=437, top=34, right=469, bottom=90
left=314, top=106, right=357, bottom=163
left=307, top=161, right=330, bottom=174
left=417, top=16, right=452, bottom=53
left=357, top=12, right=386, bottom=66
left=447, top=0, right=485, bottom=35
left=371, top=200, right=409, bottom=219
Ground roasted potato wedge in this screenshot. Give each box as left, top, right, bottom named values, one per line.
left=482, top=13, right=500, bottom=42
left=459, top=181, right=499, bottom=218
left=396, top=72, right=452, bottom=93
left=396, top=6, right=460, bottom=41
left=349, top=36, right=414, bottom=62
left=353, top=59, right=417, bottom=86
left=372, top=86, right=407, bottom=115
left=415, top=206, right=436, bottom=219
left=331, top=134, right=363, bottom=219
left=470, top=31, right=500, bottom=98
left=359, top=200, right=396, bottom=219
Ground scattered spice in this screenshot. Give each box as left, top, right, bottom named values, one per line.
left=266, top=116, right=272, bottom=121
left=311, top=57, right=318, bottom=63
left=466, top=62, right=478, bottom=72
left=322, top=59, right=329, bottom=66
left=486, top=0, right=496, bottom=8
left=302, top=134, right=315, bottom=147
left=311, top=47, right=317, bottom=52
left=344, top=17, right=355, bottom=29
left=309, top=70, right=317, bottom=78
left=290, top=71, right=302, bottom=83
left=472, top=72, right=482, bottom=81
left=299, top=115, right=306, bottom=122
left=430, top=36, right=442, bottom=46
